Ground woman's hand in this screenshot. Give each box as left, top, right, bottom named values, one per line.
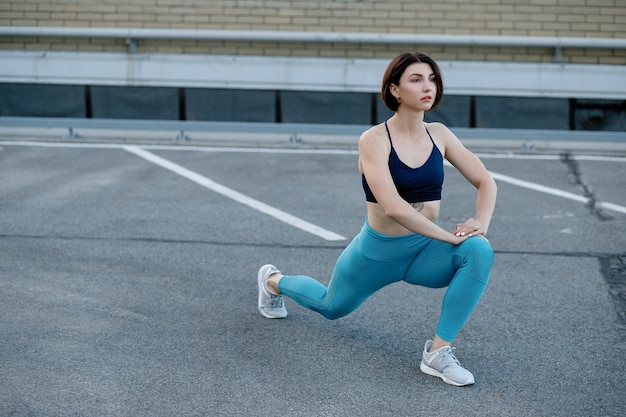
left=454, top=218, right=488, bottom=241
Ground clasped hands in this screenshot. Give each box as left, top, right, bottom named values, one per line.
left=453, top=218, right=488, bottom=241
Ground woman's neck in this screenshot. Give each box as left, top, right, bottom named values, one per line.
left=389, top=110, right=425, bottom=136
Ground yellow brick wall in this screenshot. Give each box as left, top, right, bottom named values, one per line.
left=1, top=0, right=625, bottom=63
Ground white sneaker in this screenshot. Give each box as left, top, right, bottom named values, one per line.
left=420, top=340, right=475, bottom=386
left=257, top=264, right=287, bottom=319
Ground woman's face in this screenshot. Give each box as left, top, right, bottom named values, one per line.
left=391, top=62, right=437, bottom=111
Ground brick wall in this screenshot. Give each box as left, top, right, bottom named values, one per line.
left=1, top=0, right=625, bottom=63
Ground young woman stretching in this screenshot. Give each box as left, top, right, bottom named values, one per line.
left=257, top=52, right=497, bottom=386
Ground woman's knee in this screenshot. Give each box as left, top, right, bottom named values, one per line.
left=459, top=237, right=494, bottom=284
left=320, top=309, right=345, bottom=321
left=318, top=298, right=364, bottom=320
left=463, top=236, right=494, bottom=261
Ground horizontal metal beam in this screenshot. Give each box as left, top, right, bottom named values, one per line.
left=2, top=51, right=625, bottom=99
left=1, top=117, right=624, bottom=143
left=2, top=26, right=625, bottom=51
left=0, top=117, right=369, bottom=136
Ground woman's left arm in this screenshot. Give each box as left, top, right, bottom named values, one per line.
left=431, top=123, right=497, bottom=237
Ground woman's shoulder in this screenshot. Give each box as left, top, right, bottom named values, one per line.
left=359, top=123, right=389, bottom=147
left=424, top=121, right=452, bottom=136
left=358, top=123, right=390, bottom=161
left=360, top=122, right=387, bottom=140
left=424, top=121, right=460, bottom=146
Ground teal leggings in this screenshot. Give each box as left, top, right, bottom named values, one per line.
left=278, top=219, right=494, bottom=342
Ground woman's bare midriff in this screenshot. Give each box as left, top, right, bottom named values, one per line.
left=366, top=200, right=441, bottom=236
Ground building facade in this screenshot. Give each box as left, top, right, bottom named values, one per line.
left=1, top=0, right=625, bottom=131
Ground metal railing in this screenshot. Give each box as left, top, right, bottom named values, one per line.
left=2, top=26, right=625, bottom=61
left=1, top=117, right=624, bottom=145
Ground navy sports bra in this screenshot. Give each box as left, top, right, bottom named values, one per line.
left=362, top=122, right=444, bottom=203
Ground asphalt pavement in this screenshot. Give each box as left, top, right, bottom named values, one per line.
left=1, top=128, right=625, bottom=417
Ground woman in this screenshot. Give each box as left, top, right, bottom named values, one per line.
left=257, top=52, right=496, bottom=387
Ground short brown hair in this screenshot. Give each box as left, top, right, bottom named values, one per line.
left=381, top=52, right=444, bottom=112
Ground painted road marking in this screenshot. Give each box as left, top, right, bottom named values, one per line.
left=443, top=161, right=626, bottom=215
left=3, top=140, right=625, bottom=215
left=123, top=145, right=347, bottom=241
left=488, top=171, right=626, bottom=214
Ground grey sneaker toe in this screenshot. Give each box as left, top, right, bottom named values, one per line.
left=420, top=340, right=475, bottom=386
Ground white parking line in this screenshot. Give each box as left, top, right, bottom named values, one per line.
left=123, top=145, right=347, bottom=241
left=3, top=140, right=625, bottom=216
left=489, top=171, right=590, bottom=201
left=494, top=176, right=626, bottom=214
left=443, top=161, right=626, bottom=215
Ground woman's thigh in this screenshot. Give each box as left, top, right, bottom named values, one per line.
left=403, top=237, right=493, bottom=288
left=332, top=235, right=408, bottom=297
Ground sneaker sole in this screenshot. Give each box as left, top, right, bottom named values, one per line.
left=419, top=361, right=474, bottom=387
left=257, top=306, right=287, bottom=319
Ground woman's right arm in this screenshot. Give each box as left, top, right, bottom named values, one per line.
left=358, top=130, right=465, bottom=245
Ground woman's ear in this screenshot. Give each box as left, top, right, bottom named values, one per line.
left=389, top=83, right=399, bottom=100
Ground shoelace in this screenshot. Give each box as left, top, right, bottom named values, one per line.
left=268, top=295, right=284, bottom=308
left=439, top=347, right=461, bottom=365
